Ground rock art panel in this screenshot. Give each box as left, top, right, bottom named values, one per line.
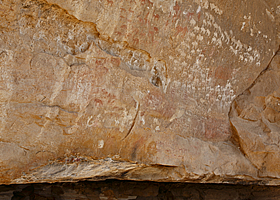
left=0, top=0, right=279, bottom=185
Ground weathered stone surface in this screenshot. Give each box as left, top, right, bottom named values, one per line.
left=230, top=52, right=280, bottom=179
left=0, top=0, right=279, bottom=184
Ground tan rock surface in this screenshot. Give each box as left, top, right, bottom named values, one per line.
left=0, top=0, right=279, bottom=184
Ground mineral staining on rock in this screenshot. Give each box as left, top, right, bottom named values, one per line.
left=0, top=0, right=280, bottom=184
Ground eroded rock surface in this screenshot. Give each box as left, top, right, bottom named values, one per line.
left=230, top=52, right=280, bottom=179
left=0, top=0, right=280, bottom=184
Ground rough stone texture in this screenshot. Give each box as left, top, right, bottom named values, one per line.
left=2, top=180, right=280, bottom=199
left=230, top=52, right=280, bottom=179
left=0, top=0, right=280, bottom=185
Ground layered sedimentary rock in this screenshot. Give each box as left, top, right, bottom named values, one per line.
left=0, top=0, right=279, bottom=184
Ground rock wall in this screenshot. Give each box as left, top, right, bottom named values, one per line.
left=0, top=0, right=280, bottom=184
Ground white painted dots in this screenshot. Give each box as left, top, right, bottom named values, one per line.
left=98, top=140, right=104, bottom=149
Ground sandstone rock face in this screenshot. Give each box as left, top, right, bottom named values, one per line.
left=230, top=53, right=280, bottom=179
left=0, top=0, right=279, bottom=184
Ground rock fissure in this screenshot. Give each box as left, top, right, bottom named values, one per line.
left=122, top=102, right=140, bottom=141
